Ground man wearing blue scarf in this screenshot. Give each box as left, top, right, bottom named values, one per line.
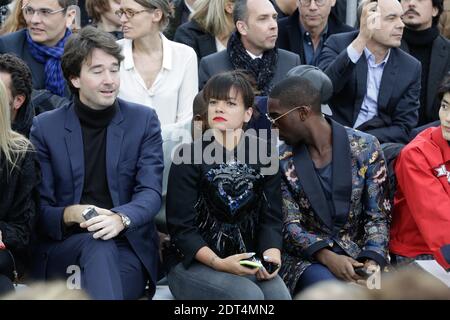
left=0, top=0, right=77, bottom=97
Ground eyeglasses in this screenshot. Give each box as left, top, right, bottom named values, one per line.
left=22, top=5, right=66, bottom=18
left=299, top=0, right=328, bottom=7
left=114, top=8, right=152, bottom=19
left=265, top=106, right=303, bottom=125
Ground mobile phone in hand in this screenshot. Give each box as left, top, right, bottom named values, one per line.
left=82, top=207, right=99, bottom=221
left=239, top=256, right=263, bottom=269
left=354, top=266, right=371, bottom=279
left=262, top=259, right=280, bottom=274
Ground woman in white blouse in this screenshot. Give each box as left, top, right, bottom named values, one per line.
left=116, top=0, right=198, bottom=225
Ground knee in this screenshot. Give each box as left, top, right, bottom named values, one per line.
left=79, top=237, right=118, bottom=262
left=227, top=283, right=265, bottom=300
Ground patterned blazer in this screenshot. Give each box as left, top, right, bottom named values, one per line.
left=279, top=119, right=391, bottom=294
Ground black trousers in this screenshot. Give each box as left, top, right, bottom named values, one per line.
left=0, top=250, right=15, bottom=295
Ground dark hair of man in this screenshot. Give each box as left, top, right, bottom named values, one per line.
left=203, top=70, right=255, bottom=110
left=0, top=54, right=32, bottom=108
left=85, top=0, right=110, bottom=23
left=438, top=73, right=450, bottom=101
left=269, top=77, right=322, bottom=115
left=62, top=26, right=124, bottom=94
left=431, top=0, right=444, bottom=26
left=233, top=0, right=248, bottom=25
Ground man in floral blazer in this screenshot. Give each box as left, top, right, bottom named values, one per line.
left=267, top=74, right=391, bottom=296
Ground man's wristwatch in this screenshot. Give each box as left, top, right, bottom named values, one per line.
left=118, top=213, right=131, bottom=229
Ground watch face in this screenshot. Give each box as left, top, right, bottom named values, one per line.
left=121, top=215, right=130, bottom=227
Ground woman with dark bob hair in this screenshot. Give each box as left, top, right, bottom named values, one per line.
left=165, top=70, right=291, bottom=300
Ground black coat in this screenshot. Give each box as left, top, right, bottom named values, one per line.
left=0, top=149, right=40, bottom=267
left=401, top=35, right=450, bottom=125
left=166, top=134, right=283, bottom=268
left=165, top=0, right=191, bottom=40
left=277, top=9, right=354, bottom=64
left=174, top=20, right=217, bottom=62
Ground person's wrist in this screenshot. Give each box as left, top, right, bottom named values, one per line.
left=209, top=255, right=219, bottom=269
left=316, top=249, right=333, bottom=266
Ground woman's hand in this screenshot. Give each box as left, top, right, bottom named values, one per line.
left=214, top=252, right=260, bottom=276
left=256, top=248, right=281, bottom=281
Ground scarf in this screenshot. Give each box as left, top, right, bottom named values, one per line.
left=227, top=32, right=277, bottom=95
left=26, top=28, right=72, bottom=97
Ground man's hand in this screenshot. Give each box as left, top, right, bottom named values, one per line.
left=356, top=259, right=380, bottom=286
left=80, top=214, right=124, bottom=240
left=316, top=249, right=364, bottom=282
left=63, top=205, right=91, bottom=226
left=352, top=1, right=380, bottom=54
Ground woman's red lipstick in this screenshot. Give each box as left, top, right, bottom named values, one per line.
left=213, top=117, right=227, bottom=122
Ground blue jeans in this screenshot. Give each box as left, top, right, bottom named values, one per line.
left=168, top=262, right=292, bottom=300
left=295, top=263, right=337, bottom=294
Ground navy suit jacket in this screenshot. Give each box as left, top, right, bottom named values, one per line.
left=29, top=99, right=164, bottom=285
left=0, top=29, right=71, bottom=96
left=318, top=31, right=422, bottom=144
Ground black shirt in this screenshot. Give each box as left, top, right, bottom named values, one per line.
left=74, top=96, right=116, bottom=209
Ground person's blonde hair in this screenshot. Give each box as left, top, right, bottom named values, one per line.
left=0, top=79, right=31, bottom=175
left=0, top=0, right=28, bottom=36
left=190, top=0, right=235, bottom=37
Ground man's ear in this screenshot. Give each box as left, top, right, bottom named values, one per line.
left=65, top=5, right=78, bottom=29
left=236, top=20, right=248, bottom=36
left=70, top=76, right=81, bottom=89
left=298, top=105, right=311, bottom=121
left=12, top=94, right=26, bottom=111
left=330, top=0, right=336, bottom=8
left=432, top=5, right=439, bottom=18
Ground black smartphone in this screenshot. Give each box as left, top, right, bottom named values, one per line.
left=354, top=266, right=371, bottom=279
left=262, top=259, right=280, bottom=274
left=82, top=207, right=98, bottom=221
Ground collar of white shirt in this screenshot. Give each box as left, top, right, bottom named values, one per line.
left=246, top=50, right=263, bottom=60
left=121, top=33, right=173, bottom=71
left=364, top=47, right=391, bottom=67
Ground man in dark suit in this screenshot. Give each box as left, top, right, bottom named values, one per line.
left=277, top=0, right=354, bottom=66
left=267, top=75, right=390, bottom=296
left=0, top=0, right=77, bottom=97
left=199, top=0, right=300, bottom=94
left=400, top=0, right=450, bottom=127
left=30, top=27, right=164, bottom=300
left=319, top=0, right=422, bottom=143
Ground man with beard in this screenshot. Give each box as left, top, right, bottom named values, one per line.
left=400, top=0, right=450, bottom=128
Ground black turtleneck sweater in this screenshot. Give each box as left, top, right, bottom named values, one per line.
left=403, top=26, right=440, bottom=125
left=74, top=96, right=116, bottom=209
